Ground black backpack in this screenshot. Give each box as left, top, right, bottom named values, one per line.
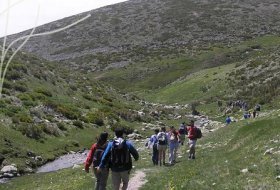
left=110, top=140, right=131, bottom=168
left=158, top=132, right=167, bottom=145
left=92, top=145, right=106, bottom=167
left=195, top=127, right=202, bottom=139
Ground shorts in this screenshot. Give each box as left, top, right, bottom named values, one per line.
left=157, top=144, right=167, bottom=151
left=189, top=139, right=197, bottom=148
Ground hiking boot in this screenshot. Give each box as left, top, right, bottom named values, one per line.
left=192, top=156, right=195, bottom=160
left=188, top=155, right=191, bottom=159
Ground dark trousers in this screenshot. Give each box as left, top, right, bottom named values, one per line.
left=152, top=144, right=158, bottom=165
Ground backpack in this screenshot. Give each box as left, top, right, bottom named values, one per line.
left=195, top=127, right=202, bottom=139
left=92, top=145, right=106, bottom=167
left=110, top=140, right=131, bottom=168
left=179, top=126, right=186, bottom=135
left=169, top=132, right=178, bottom=142
left=158, top=132, right=167, bottom=145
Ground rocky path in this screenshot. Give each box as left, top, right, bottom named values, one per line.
left=127, top=170, right=148, bottom=190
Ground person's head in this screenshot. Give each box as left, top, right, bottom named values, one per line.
left=190, top=120, right=195, bottom=127
left=170, top=126, right=175, bottom=132
left=182, top=121, right=185, bottom=125
left=114, top=128, right=124, bottom=138
left=161, top=126, right=166, bottom=132
left=154, top=128, right=160, bottom=134
left=97, top=132, right=108, bottom=145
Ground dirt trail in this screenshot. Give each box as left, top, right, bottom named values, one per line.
left=127, top=170, right=148, bottom=190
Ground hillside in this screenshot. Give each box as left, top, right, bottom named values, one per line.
left=0, top=0, right=280, bottom=189
left=7, top=0, right=280, bottom=71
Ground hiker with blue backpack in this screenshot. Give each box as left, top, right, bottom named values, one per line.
left=98, top=128, right=139, bottom=190
left=85, top=132, right=109, bottom=190
left=157, top=127, right=168, bottom=166
left=148, top=129, right=159, bottom=165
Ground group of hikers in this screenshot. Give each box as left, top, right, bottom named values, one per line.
left=84, top=120, right=201, bottom=190
left=225, top=104, right=261, bottom=125
left=146, top=120, right=201, bottom=166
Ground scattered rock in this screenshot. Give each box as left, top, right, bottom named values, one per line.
left=27, top=151, right=36, bottom=157
left=35, top=156, right=43, bottom=161
left=1, top=165, right=18, bottom=174
left=241, top=168, right=248, bottom=173
left=276, top=176, right=280, bottom=181
left=264, top=148, right=274, bottom=155
left=72, top=164, right=81, bottom=169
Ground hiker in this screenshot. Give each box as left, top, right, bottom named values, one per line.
left=225, top=116, right=232, bottom=125
left=168, top=126, right=180, bottom=164
left=149, top=129, right=159, bottom=165
left=178, top=122, right=187, bottom=145
left=157, top=126, right=168, bottom=166
left=187, top=120, right=197, bottom=159
left=98, top=128, right=139, bottom=190
left=253, top=109, right=257, bottom=118
left=85, top=132, right=109, bottom=190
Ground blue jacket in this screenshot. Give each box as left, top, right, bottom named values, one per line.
left=99, top=138, right=139, bottom=172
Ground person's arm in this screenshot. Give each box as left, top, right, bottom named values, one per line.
left=127, top=141, right=139, bottom=161
left=84, top=144, right=96, bottom=172
left=99, top=142, right=112, bottom=169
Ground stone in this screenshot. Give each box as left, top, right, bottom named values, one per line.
left=72, top=164, right=81, bottom=169
left=241, top=168, right=248, bottom=173
left=27, top=151, right=36, bottom=157
left=1, top=165, right=17, bottom=174
left=264, top=148, right=274, bottom=155
left=276, top=176, right=280, bottom=181
left=35, top=156, right=43, bottom=161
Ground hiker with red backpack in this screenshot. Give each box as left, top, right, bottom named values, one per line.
left=85, top=132, right=109, bottom=190
left=168, top=126, right=180, bottom=164
left=98, top=128, right=139, bottom=190
left=187, top=120, right=202, bottom=159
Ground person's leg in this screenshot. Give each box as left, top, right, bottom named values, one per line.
left=120, top=170, right=130, bottom=190
left=152, top=144, right=157, bottom=165
left=173, top=143, right=178, bottom=162
left=158, top=146, right=162, bottom=166
left=192, top=140, right=197, bottom=159
left=93, top=168, right=101, bottom=190
left=99, top=169, right=109, bottom=190
left=112, top=171, right=121, bottom=190
left=169, top=143, right=174, bottom=164
left=163, top=146, right=167, bottom=165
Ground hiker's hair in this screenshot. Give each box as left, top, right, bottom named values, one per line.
left=190, top=120, right=195, bottom=124
left=97, top=132, right=108, bottom=145
left=115, top=128, right=124, bottom=138
left=161, top=126, right=166, bottom=132
left=155, top=129, right=160, bottom=134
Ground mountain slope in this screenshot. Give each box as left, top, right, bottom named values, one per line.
left=7, top=0, right=280, bottom=71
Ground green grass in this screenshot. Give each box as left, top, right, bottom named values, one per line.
left=143, top=63, right=234, bottom=104
left=142, top=115, right=280, bottom=189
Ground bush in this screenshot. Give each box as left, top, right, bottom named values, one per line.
left=17, top=124, right=44, bottom=140
left=35, top=88, right=52, bottom=97
left=16, top=113, right=33, bottom=123
left=73, top=120, right=83, bottom=129
left=42, top=123, right=61, bottom=136
left=85, top=112, right=104, bottom=126
left=13, top=83, right=28, bottom=92
left=57, top=122, right=67, bottom=131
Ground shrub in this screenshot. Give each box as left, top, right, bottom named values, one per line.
left=13, top=83, right=28, bottom=92
left=73, top=120, right=83, bottom=129
left=42, top=123, right=61, bottom=136
left=6, top=70, right=21, bottom=80
left=17, top=124, right=44, bottom=140
left=16, top=112, right=33, bottom=123
left=35, top=88, right=52, bottom=97
left=57, top=122, right=67, bottom=131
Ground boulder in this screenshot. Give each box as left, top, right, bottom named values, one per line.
left=1, top=165, right=17, bottom=174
